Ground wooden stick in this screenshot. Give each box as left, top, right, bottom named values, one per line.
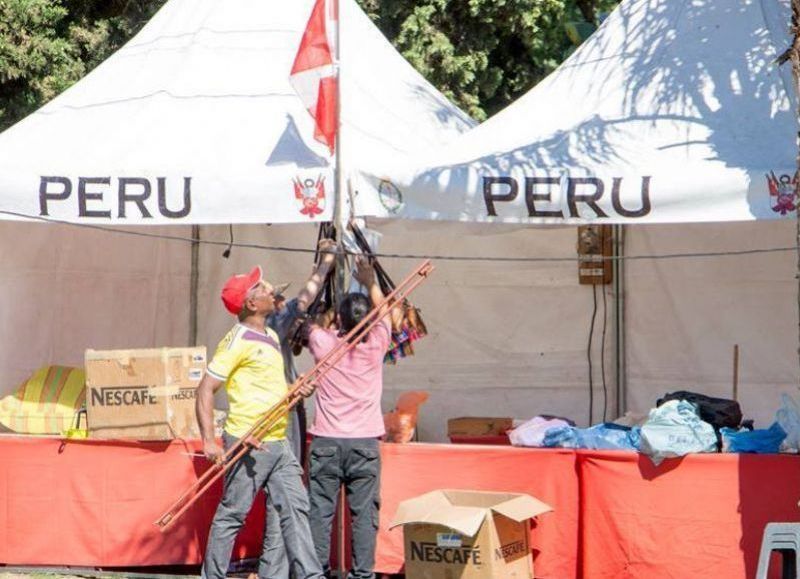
left=733, top=344, right=739, bottom=402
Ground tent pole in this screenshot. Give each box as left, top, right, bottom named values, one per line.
left=613, top=224, right=627, bottom=417
left=189, top=225, right=200, bottom=347
left=332, top=3, right=347, bottom=576
left=333, top=0, right=348, bottom=303
left=788, top=0, right=800, bottom=386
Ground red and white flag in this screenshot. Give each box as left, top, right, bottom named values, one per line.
left=290, top=0, right=338, bottom=154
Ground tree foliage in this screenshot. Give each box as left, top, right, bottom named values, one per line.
left=0, top=0, right=618, bottom=130
left=360, top=0, right=618, bottom=120
left=0, top=0, right=163, bottom=130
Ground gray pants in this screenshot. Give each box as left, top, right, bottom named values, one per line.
left=201, top=433, right=323, bottom=579
left=308, top=437, right=381, bottom=579
left=262, top=404, right=306, bottom=579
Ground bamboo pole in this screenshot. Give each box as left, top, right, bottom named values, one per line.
left=778, top=0, right=800, bottom=386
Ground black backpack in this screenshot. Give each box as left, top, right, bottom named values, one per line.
left=656, top=390, right=742, bottom=431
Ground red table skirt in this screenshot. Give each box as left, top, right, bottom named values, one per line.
left=0, top=437, right=264, bottom=567
left=1, top=437, right=799, bottom=578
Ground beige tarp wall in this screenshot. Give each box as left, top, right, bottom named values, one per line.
left=625, top=220, right=799, bottom=430
left=0, top=221, right=191, bottom=396
left=196, top=222, right=613, bottom=441
left=1, top=219, right=796, bottom=441
left=197, top=220, right=800, bottom=441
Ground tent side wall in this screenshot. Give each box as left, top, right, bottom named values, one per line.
left=624, top=220, right=799, bottom=426
left=190, top=220, right=800, bottom=441
left=196, top=223, right=617, bottom=440
left=0, top=222, right=191, bottom=394
left=2, top=220, right=795, bottom=441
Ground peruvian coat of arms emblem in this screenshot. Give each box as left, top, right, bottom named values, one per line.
left=293, top=175, right=326, bottom=218
left=767, top=171, right=797, bottom=216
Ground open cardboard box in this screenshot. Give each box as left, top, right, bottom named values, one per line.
left=391, top=489, right=552, bottom=579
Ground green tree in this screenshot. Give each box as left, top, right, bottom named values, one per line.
left=0, top=0, right=164, bottom=130
left=358, top=0, right=618, bottom=121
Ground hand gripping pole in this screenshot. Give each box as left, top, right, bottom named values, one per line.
left=154, top=260, right=434, bottom=531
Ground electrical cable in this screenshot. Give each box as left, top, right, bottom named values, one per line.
left=222, top=224, right=234, bottom=258
left=587, top=284, right=598, bottom=425
left=0, top=209, right=797, bottom=264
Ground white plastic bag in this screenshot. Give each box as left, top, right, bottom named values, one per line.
left=508, top=416, right=570, bottom=447
left=639, top=400, right=717, bottom=465
left=776, top=393, right=800, bottom=452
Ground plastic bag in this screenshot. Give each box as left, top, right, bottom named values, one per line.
left=543, top=423, right=641, bottom=451
left=721, top=422, right=786, bottom=453
left=657, top=390, right=742, bottom=431
left=613, top=411, right=648, bottom=427
left=639, top=400, right=717, bottom=465
left=776, top=393, right=800, bottom=452
left=508, top=416, right=571, bottom=447
left=384, top=391, right=429, bottom=443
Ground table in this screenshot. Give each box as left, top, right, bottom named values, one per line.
left=1, top=436, right=798, bottom=578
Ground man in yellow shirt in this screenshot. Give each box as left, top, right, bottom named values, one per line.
left=196, top=266, right=323, bottom=579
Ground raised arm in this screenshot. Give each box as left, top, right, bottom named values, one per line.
left=296, top=238, right=337, bottom=313
left=353, top=256, right=403, bottom=328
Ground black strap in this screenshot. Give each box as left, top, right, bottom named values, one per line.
left=349, top=222, right=395, bottom=296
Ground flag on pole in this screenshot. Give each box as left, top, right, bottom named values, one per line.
left=290, top=0, right=338, bottom=154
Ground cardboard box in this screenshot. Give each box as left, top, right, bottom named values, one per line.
left=391, top=489, right=552, bottom=579
left=447, top=417, right=514, bottom=437
left=85, top=347, right=206, bottom=440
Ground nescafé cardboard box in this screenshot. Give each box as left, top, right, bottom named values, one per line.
left=85, top=347, right=206, bottom=440
left=391, top=489, right=552, bottom=579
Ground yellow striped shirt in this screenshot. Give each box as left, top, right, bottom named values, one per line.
left=207, top=324, right=288, bottom=441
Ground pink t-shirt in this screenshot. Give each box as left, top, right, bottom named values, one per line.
left=307, top=318, right=390, bottom=438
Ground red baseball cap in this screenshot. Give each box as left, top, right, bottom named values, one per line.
left=221, top=266, right=263, bottom=315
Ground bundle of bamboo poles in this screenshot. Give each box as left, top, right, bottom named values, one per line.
left=155, top=259, right=434, bottom=532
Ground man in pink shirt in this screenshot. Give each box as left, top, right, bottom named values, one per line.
left=306, top=258, right=396, bottom=579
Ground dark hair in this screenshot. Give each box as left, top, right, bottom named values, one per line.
left=338, top=292, right=372, bottom=334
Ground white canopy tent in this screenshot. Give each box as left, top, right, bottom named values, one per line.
left=339, top=0, right=800, bottom=437
left=1, top=0, right=798, bottom=442
left=0, top=0, right=471, bottom=225
left=354, top=0, right=797, bottom=224
left=0, top=0, right=482, bottom=438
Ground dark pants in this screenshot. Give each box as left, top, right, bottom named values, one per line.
left=288, top=401, right=308, bottom=466
left=201, top=433, right=323, bottom=579
left=308, top=437, right=381, bottom=579
left=262, top=403, right=307, bottom=579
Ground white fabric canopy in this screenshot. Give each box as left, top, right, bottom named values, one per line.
left=1, top=0, right=798, bottom=442
left=355, top=0, right=798, bottom=224
left=0, top=0, right=472, bottom=225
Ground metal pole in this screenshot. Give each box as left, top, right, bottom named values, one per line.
left=613, top=224, right=627, bottom=417
left=332, top=0, right=348, bottom=301
left=789, top=0, right=800, bottom=386
left=332, top=3, right=347, bottom=573
left=189, top=224, right=200, bottom=347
